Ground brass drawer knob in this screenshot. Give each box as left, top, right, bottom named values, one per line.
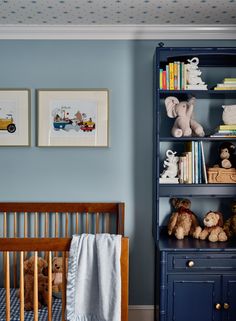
left=215, top=303, right=222, bottom=310
left=224, top=303, right=230, bottom=310
left=187, top=260, right=195, bottom=267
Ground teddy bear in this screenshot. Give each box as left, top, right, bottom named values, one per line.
left=194, top=211, right=228, bottom=242
left=165, top=96, right=205, bottom=138
left=224, top=201, right=236, bottom=238
left=167, top=198, right=200, bottom=240
left=52, top=257, right=68, bottom=294
left=23, top=256, right=48, bottom=311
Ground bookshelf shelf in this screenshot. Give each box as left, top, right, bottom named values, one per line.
left=154, top=46, right=236, bottom=321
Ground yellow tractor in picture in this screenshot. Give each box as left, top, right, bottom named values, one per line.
left=0, top=114, right=16, bottom=133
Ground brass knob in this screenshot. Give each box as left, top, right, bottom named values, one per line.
left=224, top=303, right=230, bottom=310
left=215, top=303, right=222, bottom=310
left=187, top=260, right=195, bottom=267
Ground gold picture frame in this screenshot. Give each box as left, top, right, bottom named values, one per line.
left=37, top=89, right=109, bottom=147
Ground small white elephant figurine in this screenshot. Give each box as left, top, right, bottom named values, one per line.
left=186, top=57, right=205, bottom=86
left=165, top=96, right=205, bottom=138
left=161, top=150, right=179, bottom=179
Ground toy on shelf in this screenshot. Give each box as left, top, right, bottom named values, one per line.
left=167, top=198, right=200, bottom=240
left=160, top=149, right=179, bottom=183
left=194, top=211, right=228, bottom=242
left=222, top=104, right=236, bottom=125
left=185, top=57, right=207, bottom=90
left=208, top=141, right=236, bottom=183
left=165, top=96, right=205, bottom=137
left=224, top=201, right=236, bottom=238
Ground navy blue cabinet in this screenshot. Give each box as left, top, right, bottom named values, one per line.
left=154, top=46, right=236, bottom=321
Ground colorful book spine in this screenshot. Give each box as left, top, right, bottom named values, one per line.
left=159, top=69, right=163, bottom=90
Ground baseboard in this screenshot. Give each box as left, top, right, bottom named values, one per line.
left=129, top=305, right=155, bottom=321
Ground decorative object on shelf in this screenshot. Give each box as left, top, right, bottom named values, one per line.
left=185, top=57, right=207, bottom=90
left=207, top=167, right=236, bottom=183
left=167, top=198, right=200, bottom=240
left=194, top=211, right=228, bottom=242
left=215, top=141, right=236, bottom=169
left=165, top=96, right=205, bottom=137
left=160, top=149, right=179, bottom=183
left=223, top=201, right=236, bottom=238
left=0, top=89, right=30, bottom=146
left=37, top=89, right=109, bottom=147
left=222, top=104, right=236, bottom=125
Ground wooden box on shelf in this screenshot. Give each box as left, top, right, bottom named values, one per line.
left=207, top=167, right=236, bottom=183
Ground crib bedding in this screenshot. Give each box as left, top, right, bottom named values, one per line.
left=0, top=288, right=62, bottom=321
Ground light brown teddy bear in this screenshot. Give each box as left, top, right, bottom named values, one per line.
left=23, top=256, right=48, bottom=311
left=224, top=201, right=236, bottom=238
left=52, top=257, right=68, bottom=293
left=195, top=211, right=228, bottom=242
left=167, top=198, right=200, bottom=240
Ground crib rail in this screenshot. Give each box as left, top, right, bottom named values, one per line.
left=0, top=237, right=129, bottom=321
left=0, top=203, right=128, bottom=321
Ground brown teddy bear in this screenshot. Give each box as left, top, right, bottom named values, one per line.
left=194, top=211, right=228, bottom=242
left=52, top=257, right=68, bottom=293
left=23, top=256, right=48, bottom=311
left=167, top=198, right=200, bottom=240
left=224, top=201, right=236, bottom=238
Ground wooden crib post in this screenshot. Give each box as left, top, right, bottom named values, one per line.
left=33, top=252, right=38, bottom=321
left=5, top=251, right=10, bottom=321
left=61, top=252, right=67, bottom=321
left=13, top=212, right=17, bottom=288
left=20, top=251, right=24, bottom=321
left=24, top=212, right=28, bottom=259
left=48, top=251, right=52, bottom=321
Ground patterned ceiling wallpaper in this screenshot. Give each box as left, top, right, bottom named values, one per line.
left=0, top=0, right=235, bottom=25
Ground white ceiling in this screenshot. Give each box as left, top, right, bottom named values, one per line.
left=0, top=0, right=235, bottom=25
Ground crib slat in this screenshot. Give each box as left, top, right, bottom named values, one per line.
left=105, top=213, right=110, bottom=233
left=86, top=212, right=89, bottom=233
left=48, top=251, right=52, bottom=321
left=96, top=213, right=99, bottom=233
left=20, top=251, right=24, bottom=321
left=44, top=212, right=49, bottom=237
left=5, top=251, right=10, bottom=321
left=76, top=212, right=79, bottom=234
left=4, top=212, right=7, bottom=237
left=61, top=252, right=67, bottom=321
left=14, top=212, right=17, bottom=288
left=34, top=212, right=38, bottom=238
left=65, top=212, right=69, bottom=237
left=24, top=212, right=28, bottom=259
left=34, top=253, right=38, bottom=321
left=54, top=213, right=59, bottom=257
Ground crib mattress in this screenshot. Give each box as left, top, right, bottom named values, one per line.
left=0, top=288, right=62, bottom=321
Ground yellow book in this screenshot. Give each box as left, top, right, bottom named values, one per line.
left=169, top=63, right=174, bottom=90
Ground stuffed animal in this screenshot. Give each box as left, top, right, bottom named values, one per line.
left=167, top=198, right=200, bottom=240
left=23, top=256, right=48, bottom=311
left=224, top=201, right=236, bottom=238
left=194, top=211, right=228, bottom=242
left=165, top=96, right=205, bottom=138
left=52, top=257, right=68, bottom=293
left=222, top=104, right=236, bottom=125
left=214, top=141, right=236, bottom=169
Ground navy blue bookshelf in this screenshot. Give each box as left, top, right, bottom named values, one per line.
left=154, top=46, right=236, bottom=321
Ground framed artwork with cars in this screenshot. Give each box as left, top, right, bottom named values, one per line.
left=37, top=89, right=109, bottom=147
left=0, top=89, right=30, bottom=146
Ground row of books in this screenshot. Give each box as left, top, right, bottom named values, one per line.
left=159, top=61, right=187, bottom=90
left=178, top=141, right=207, bottom=184
left=214, top=78, right=236, bottom=90
left=210, top=124, right=236, bottom=138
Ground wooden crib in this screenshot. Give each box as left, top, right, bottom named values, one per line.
left=0, top=202, right=128, bottom=321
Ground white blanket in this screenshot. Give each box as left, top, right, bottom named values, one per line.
left=66, top=234, right=122, bottom=321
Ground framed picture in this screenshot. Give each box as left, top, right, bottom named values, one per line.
left=37, top=89, right=109, bottom=147
left=0, top=89, right=30, bottom=146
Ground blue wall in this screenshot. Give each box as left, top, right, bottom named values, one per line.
left=0, top=39, right=235, bottom=304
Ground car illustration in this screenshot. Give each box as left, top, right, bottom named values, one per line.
left=0, top=114, right=16, bottom=133
left=80, top=121, right=95, bottom=132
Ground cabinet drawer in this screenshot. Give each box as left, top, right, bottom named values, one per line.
left=168, top=253, right=236, bottom=272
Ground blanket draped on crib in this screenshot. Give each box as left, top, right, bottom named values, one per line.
left=67, top=234, right=122, bottom=321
